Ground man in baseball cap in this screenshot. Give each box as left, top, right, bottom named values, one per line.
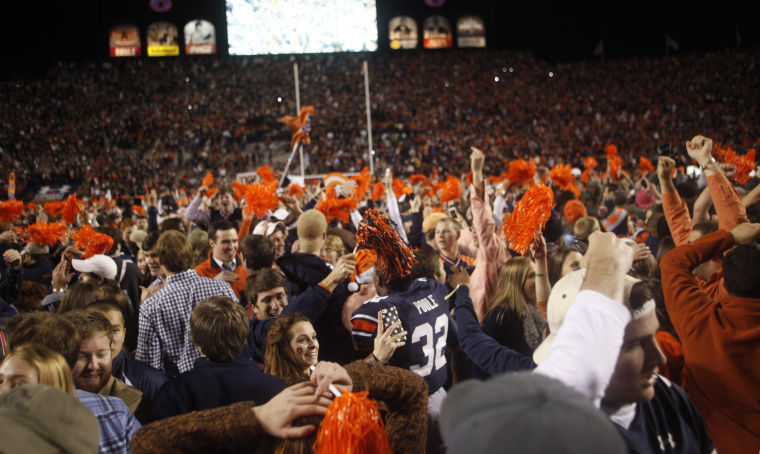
left=72, top=254, right=118, bottom=285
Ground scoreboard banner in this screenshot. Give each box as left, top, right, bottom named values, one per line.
left=423, top=16, right=452, bottom=49
left=147, top=22, right=179, bottom=56
left=389, top=16, right=418, bottom=50
left=109, top=24, right=141, bottom=57
left=457, top=16, right=486, bottom=48
left=184, top=20, right=216, bottom=54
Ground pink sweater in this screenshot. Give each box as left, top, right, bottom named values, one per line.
left=468, top=184, right=509, bottom=321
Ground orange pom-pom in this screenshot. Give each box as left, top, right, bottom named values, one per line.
left=605, top=144, right=618, bottom=159
left=231, top=181, right=247, bottom=201
left=0, top=200, right=25, bottom=225
left=609, top=155, right=624, bottom=181
left=439, top=176, right=461, bottom=203
left=71, top=225, right=114, bottom=258
left=132, top=205, right=146, bottom=217
left=391, top=178, right=412, bottom=199
left=371, top=182, right=385, bottom=203
left=27, top=202, right=38, bottom=212
left=506, top=159, right=537, bottom=185
left=206, top=187, right=218, bottom=199
left=288, top=184, right=306, bottom=198
left=61, top=194, right=84, bottom=225
left=584, top=157, right=598, bottom=170
left=356, top=209, right=417, bottom=279
left=501, top=183, right=554, bottom=255
left=713, top=143, right=756, bottom=185
left=257, top=165, right=277, bottom=187
left=550, top=164, right=580, bottom=197
left=350, top=167, right=371, bottom=201
left=314, top=390, right=393, bottom=454
left=409, top=174, right=427, bottom=186
left=24, top=222, right=67, bottom=247
left=317, top=189, right=358, bottom=225
left=244, top=183, right=280, bottom=219
left=639, top=157, right=655, bottom=174
left=201, top=172, right=214, bottom=187
left=581, top=168, right=592, bottom=184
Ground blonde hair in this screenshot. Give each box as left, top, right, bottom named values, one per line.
left=6, top=344, right=75, bottom=396
left=323, top=234, right=346, bottom=257
left=487, top=257, right=533, bottom=323
left=297, top=210, right=327, bottom=242
left=573, top=216, right=600, bottom=241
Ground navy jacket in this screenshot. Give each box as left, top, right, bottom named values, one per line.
left=247, top=283, right=332, bottom=365
left=111, top=351, right=168, bottom=401
left=151, top=353, right=285, bottom=420
left=452, top=285, right=535, bottom=379
left=277, top=252, right=355, bottom=364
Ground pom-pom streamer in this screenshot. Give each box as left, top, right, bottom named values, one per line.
left=72, top=225, right=114, bottom=258
left=501, top=184, right=554, bottom=255
left=0, top=200, right=24, bottom=225
left=244, top=183, right=280, bottom=219
left=506, top=159, right=537, bottom=185
left=24, top=222, right=67, bottom=247
left=355, top=209, right=417, bottom=280
left=314, top=390, right=393, bottom=454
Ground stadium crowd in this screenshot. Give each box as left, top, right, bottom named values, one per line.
left=0, top=48, right=759, bottom=454
left=1, top=49, right=758, bottom=197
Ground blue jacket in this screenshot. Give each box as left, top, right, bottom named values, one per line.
left=452, top=285, right=535, bottom=378
left=151, top=353, right=285, bottom=420
left=111, top=351, right=168, bottom=400
left=247, top=283, right=332, bottom=364
left=276, top=252, right=355, bottom=363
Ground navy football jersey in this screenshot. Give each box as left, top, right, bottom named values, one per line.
left=351, top=278, right=449, bottom=394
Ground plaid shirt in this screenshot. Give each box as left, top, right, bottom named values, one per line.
left=76, top=389, right=141, bottom=454
left=137, top=269, right=238, bottom=378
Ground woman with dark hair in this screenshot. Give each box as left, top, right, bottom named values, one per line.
left=547, top=245, right=583, bottom=287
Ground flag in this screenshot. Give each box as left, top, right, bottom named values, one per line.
left=665, top=35, right=679, bottom=51
left=593, top=40, right=604, bottom=57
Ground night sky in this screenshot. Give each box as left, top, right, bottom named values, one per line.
left=1, top=0, right=757, bottom=79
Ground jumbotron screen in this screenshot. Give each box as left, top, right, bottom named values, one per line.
left=226, top=0, right=378, bottom=55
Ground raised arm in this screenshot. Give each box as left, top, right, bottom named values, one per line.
left=534, top=231, right=633, bottom=407
left=661, top=223, right=759, bottom=336
left=184, top=185, right=211, bottom=227
left=692, top=186, right=713, bottom=226
left=658, top=156, right=692, bottom=245
left=686, top=135, right=749, bottom=231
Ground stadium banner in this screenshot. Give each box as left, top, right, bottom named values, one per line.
left=423, top=16, right=452, bottom=49
left=30, top=184, right=78, bottom=202
left=389, top=16, right=418, bottom=50
left=184, top=20, right=216, bottom=55
left=147, top=22, right=179, bottom=57
left=457, top=15, right=486, bottom=48
left=109, top=24, right=141, bottom=57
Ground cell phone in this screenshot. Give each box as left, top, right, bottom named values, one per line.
left=448, top=207, right=458, bottom=218
left=380, top=307, right=406, bottom=342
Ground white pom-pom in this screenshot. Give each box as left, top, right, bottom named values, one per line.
left=348, top=281, right=359, bottom=292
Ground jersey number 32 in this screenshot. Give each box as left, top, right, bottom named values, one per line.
left=410, top=314, right=448, bottom=377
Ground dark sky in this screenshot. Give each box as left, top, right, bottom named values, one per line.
left=1, top=0, right=756, bottom=79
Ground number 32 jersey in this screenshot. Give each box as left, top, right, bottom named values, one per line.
left=351, top=278, right=449, bottom=394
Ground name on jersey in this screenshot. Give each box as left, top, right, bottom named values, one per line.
left=412, top=294, right=439, bottom=314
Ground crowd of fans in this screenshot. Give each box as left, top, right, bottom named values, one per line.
left=1, top=49, right=758, bottom=199
left=0, top=47, right=759, bottom=454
